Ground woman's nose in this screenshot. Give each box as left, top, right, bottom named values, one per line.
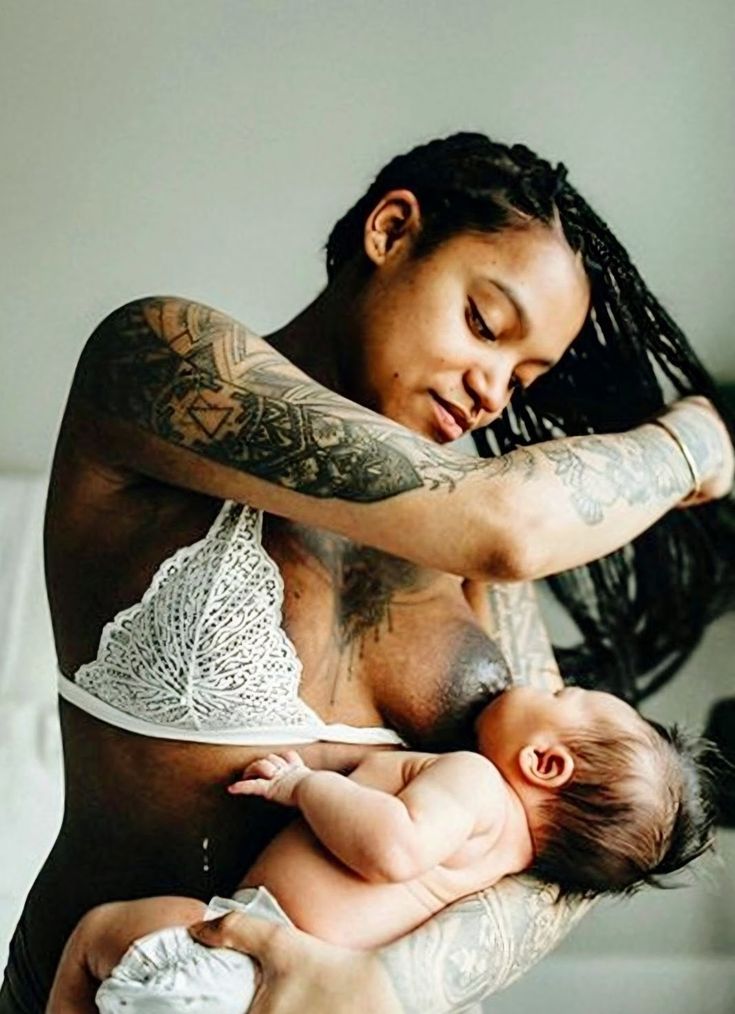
left=464, top=365, right=513, bottom=423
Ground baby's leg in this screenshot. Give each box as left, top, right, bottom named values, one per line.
left=47, top=897, right=207, bottom=1013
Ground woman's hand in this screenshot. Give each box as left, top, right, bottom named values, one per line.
left=189, top=913, right=403, bottom=1014
left=228, top=751, right=311, bottom=806
left=660, top=396, right=735, bottom=505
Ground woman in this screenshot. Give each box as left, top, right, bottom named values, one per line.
left=1, top=133, right=732, bottom=1014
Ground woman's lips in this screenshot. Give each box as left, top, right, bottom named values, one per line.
left=430, top=393, right=465, bottom=441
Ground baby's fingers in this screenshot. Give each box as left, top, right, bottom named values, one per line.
left=242, top=758, right=280, bottom=779
left=228, top=778, right=271, bottom=796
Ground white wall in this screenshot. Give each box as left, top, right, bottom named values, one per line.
left=1, top=0, right=735, bottom=471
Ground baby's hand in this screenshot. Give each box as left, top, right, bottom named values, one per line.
left=228, top=751, right=310, bottom=807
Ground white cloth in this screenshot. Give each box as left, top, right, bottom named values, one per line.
left=58, top=499, right=403, bottom=747
left=0, top=474, right=63, bottom=971
left=95, top=887, right=290, bottom=1014
left=0, top=474, right=57, bottom=703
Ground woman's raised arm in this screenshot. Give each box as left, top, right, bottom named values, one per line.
left=67, top=296, right=732, bottom=582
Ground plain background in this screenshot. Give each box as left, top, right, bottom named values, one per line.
left=2, top=0, right=735, bottom=471
left=0, top=2, right=733, bottom=1011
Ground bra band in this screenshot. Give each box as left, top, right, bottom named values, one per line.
left=58, top=671, right=405, bottom=747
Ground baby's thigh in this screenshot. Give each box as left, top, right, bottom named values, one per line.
left=83, top=897, right=209, bottom=981
left=94, top=904, right=258, bottom=1014
left=48, top=898, right=209, bottom=1013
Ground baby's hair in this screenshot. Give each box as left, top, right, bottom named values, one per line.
left=325, top=132, right=735, bottom=706
left=530, top=718, right=716, bottom=899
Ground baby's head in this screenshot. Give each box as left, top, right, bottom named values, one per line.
left=476, top=685, right=715, bottom=898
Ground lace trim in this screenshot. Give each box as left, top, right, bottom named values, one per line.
left=73, top=501, right=325, bottom=733
left=58, top=671, right=404, bottom=745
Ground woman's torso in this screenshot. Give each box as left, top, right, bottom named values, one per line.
left=14, top=428, right=509, bottom=1002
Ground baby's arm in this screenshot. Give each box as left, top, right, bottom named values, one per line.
left=229, top=750, right=505, bottom=882
left=46, top=897, right=207, bottom=1014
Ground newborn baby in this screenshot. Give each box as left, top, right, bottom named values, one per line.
left=48, top=685, right=713, bottom=1013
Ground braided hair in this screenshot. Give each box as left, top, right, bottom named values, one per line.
left=326, top=133, right=735, bottom=704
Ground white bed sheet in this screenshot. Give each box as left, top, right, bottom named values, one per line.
left=0, top=474, right=63, bottom=971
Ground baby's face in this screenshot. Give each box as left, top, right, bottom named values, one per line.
left=476, top=685, right=646, bottom=766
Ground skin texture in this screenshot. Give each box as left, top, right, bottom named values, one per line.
left=6, top=205, right=733, bottom=1014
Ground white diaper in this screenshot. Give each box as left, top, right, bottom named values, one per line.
left=95, top=886, right=292, bottom=1014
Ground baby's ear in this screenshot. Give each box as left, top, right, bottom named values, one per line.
left=519, top=744, right=575, bottom=789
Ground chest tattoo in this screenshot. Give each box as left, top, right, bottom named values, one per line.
left=264, top=519, right=510, bottom=734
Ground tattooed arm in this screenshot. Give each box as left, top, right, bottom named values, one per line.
left=66, top=296, right=732, bottom=581
left=375, top=879, right=592, bottom=1013
left=462, top=578, right=563, bottom=689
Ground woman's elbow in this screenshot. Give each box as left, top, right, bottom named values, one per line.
left=461, top=484, right=548, bottom=582
left=475, top=529, right=547, bottom=583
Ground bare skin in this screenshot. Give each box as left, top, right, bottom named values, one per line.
left=47, top=685, right=654, bottom=1013
left=47, top=744, right=526, bottom=1012
left=5, top=201, right=733, bottom=1013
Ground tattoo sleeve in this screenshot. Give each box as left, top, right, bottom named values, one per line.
left=74, top=298, right=480, bottom=502
left=482, top=581, right=562, bottom=689
left=536, top=431, right=690, bottom=525
left=376, top=580, right=582, bottom=1012
left=378, top=878, right=593, bottom=1013
left=74, top=297, right=706, bottom=579
left=77, top=299, right=694, bottom=516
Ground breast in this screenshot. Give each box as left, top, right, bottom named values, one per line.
left=261, top=515, right=511, bottom=750
left=370, top=610, right=511, bottom=751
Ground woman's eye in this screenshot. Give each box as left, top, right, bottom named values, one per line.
left=468, top=299, right=496, bottom=342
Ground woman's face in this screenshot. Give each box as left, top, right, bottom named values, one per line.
left=347, top=203, right=590, bottom=443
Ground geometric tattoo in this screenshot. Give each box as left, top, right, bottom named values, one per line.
left=74, top=298, right=479, bottom=502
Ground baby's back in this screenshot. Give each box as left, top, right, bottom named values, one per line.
left=241, top=751, right=524, bottom=949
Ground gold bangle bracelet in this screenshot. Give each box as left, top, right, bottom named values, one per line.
left=651, top=418, right=702, bottom=497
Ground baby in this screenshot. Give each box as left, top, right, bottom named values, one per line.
left=47, top=685, right=713, bottom=1013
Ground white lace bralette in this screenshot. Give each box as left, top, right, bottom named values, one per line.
left=57, top=500, right=403, bottom=747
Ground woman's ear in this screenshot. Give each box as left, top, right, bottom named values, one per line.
left=364, top=189, right=421, bottom=265
left=518, top=743, right=575, bottom=790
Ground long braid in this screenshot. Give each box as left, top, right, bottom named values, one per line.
left=326, top=133, right=735, bottom=703
left=493, top=164, right=735, bottom=702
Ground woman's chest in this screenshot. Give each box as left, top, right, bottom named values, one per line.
left=53, top=495, right=510, bottom=748
left=261, top=516, right=510, bottom=748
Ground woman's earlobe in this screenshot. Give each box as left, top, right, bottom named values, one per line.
left=363, top=190, right=421, bottom=266
left=365, top=228, right=389, bottom=263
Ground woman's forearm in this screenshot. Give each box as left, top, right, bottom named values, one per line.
left=467, top=412, right=728, bottom=581
left=377, top=878, right=593, bottom=1013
